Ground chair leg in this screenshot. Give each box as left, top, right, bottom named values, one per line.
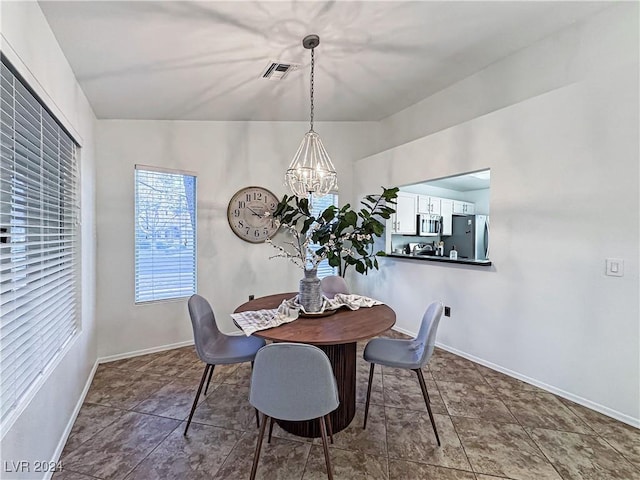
left=203, top=364, right=216, bottom=395
left=324, top=414, right=334, bottom=444
left=184, top=364, right=211, bottom=435
left=319, top=416, right=334, bottom=480
left=250, top=413, right=268, bottom=480
left=418, top=369, right=431, bottom=403
left=267, top=417, right=275, bottom=443
left=363, top=363, right=375, bottom=429
left=414, top=368, right=441, bottom=446
left=251, top=361, right=260, bottom=429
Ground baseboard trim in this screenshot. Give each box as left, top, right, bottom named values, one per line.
left=390, top=326, right=639, bottom=428
left=437, top=341, right=640, bottom=429
left=98, top=340, right=194, bottom=364
left=45, top=340, right=197, bottom=478
left=45, top=360, right=99, bottom=480
left=391, top=325, right=415, bottom=338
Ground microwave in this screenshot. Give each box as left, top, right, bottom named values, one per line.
left=417, top=214, right=441, bottom=236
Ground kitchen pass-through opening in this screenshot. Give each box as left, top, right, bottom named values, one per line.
left=387, top=169, right=490, bottom=262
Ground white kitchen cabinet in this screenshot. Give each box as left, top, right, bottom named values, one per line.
left=453, top=200, right=475, bottom=215
left=391, top=192, right=417, bottom=234
left=440, top=199, right=453, bottom=235
left=417, top=195, right=429, bottom=214
left=417, top=195, right=441, bottom=215
left=431, top=197, right=442, bottom=215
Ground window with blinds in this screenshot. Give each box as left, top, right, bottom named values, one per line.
left=0, top=57, right=80, bottom=427
left=309, top=193, right=338, bottom=279
left=134, top=166, right=196, bottom=303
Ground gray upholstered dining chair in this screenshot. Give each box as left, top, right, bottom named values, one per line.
left=362, top=301, right=444, bottom=446
left=249, top=343, right=340, bottom=480
left=320, top=275, right=350, bottom=299
left=184, top=294, right=266, bottom=435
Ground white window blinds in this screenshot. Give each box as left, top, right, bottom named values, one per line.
left=310, top=193, right=338, bottom=279
left=134, top=166, right=196, bottom=303
left=0, top=57, right=80, bottom=427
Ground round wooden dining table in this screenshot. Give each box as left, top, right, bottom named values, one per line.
left=234, top=292, right=396, bottom=438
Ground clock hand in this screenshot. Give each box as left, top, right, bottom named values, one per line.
left=247, top=207, right=263, bottom=217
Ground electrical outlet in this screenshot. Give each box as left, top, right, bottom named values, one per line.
left=444, top=306, right=451, bottom=317
left=249, top=294, right=255, bottom=300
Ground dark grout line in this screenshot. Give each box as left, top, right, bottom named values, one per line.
left=429, top=371, right=475, bottom=474
left=119, top=421, right=182, bottom=480
left=67, top=346, right=638, bottom=480
left=381, top=371, right=392, bottom=480
left=493, top=386, right=567, bottom=480
left=83, top=400, right=189, bottom=424
left=299, top=437, right=314, bottom=480
left=187, top=419, right=261, bottom=435
left=79, top=402, right=129, bottom=415
left=597, top=436, right=640, bottom=473
left=210, top=432, right=247, bottom=480
left=59, top=404, right=128, bottom=461
left=469, top=366, right=563, bottom=476
left=54, top=466, right=104, bottom=479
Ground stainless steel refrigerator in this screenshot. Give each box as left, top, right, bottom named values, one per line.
left=443, top=215, right=489, bottom=260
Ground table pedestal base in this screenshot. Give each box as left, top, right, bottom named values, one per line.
left=276, top=342, right=356, bottom=438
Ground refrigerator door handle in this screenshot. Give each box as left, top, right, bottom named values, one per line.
left=484, top=217, right=490, bottom=258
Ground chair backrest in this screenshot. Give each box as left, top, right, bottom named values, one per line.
left=320, top=275, right=350, bottom=299
left=187, top=294, right=223, bottom=362
left=411, top=301, right=444, bottom=367
left=249, top=343, right=339, bottom=421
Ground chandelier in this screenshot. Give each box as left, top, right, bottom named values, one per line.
left=285, top=34, right=338, bottom=199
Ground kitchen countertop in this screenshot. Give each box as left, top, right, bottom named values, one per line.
left=387, top=253, right=492, bottom=266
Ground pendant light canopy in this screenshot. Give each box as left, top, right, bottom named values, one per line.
left=285, top=34, right=338, bottom=199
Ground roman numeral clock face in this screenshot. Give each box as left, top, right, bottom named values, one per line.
left=227, top=187, right=280, bottom=243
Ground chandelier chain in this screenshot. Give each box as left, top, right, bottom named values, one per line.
left=310, top=47, right=315, bottom=131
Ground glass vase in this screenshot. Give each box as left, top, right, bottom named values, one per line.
left=299, top=267, right=322, bottom=313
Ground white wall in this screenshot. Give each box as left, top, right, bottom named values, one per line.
left=0, top=2, right=97, bottom=477
left=95, top=120, right=375, bottom=357
left=463, top=189, right=490, bottom=216
left=377, top=4, right=636, bottom=153
left=354, top=3, right=639, bottom=425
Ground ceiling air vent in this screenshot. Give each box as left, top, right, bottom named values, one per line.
left=261, top=61, right=299, bottom=80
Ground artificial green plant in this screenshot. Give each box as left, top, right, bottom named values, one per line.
left=269, top=187, right=398, bottom=277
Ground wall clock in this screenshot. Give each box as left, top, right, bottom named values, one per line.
left=227, top=186, right=280, bottom=243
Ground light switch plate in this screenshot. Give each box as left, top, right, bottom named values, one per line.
left=605, top=258, right=624, bottom=277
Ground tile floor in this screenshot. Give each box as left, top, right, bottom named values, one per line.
left=54, top=331, right=639, bottom=480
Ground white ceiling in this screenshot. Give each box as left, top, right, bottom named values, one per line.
left=39, top=1, right=608, bottom=122
left=428, top=170, right=491, bottom=192
left=403, top=169, right=490, bottom=193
